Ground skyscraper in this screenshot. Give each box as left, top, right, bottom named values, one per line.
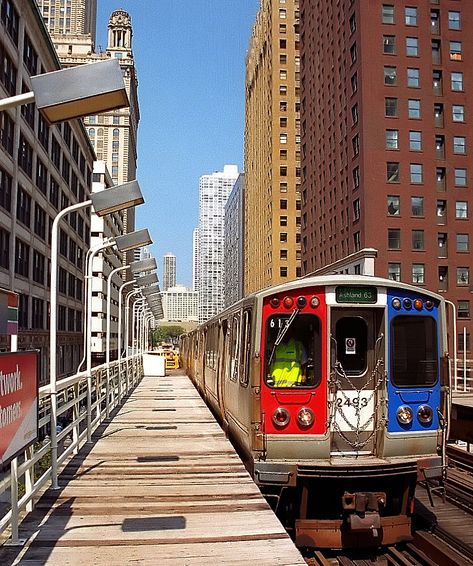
left=197, top=165, right=239, bottom=323
left=300, top=0, right=473, bottom=353
left=224, top=174, right=245, bottom=307
left=36, top=0, right=97, bottom=43
left=244, top=0, right=301, bottom=295
left=163, top=253, right=176, bottom=292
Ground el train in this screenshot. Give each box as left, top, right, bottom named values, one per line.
left=180, top=275, right=451, bottom=549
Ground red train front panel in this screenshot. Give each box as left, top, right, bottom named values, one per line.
left=260, top=286, right=327, bottom=435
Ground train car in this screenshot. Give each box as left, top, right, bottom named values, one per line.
left=180, top=275, right=450, bottom=549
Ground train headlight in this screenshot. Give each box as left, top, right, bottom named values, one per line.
left=403, top=298, right=412, bottom=310
left=425, top=300, right=434, bottom=311
left=297, top=296, right=307, bottom=308
left=270, top=297, right=280, bottom=308
left=396, top=405, right=414, bottom=425
left=417, top=405, right=433, bottom=424
left=392, top=298, right=401, bottom=310
left=310, top=296, right=320, bottom=308
left=272, top=407, right=290, bottom=427
left=297, top=407, right=314, bottom=428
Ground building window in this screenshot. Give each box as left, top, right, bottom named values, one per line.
left=279, top=133, right=287, bottom=144
left=410, top=163, right=423, bottom=184
left=383, top=35, right=396, bottom=54
left=32, top=250, right=45, bottom=285
left=453, top=136, right=466, bottom=154
left=353, top=198, right=360, bottom=221
left=405, top=7, right=417, bottom=26
left=280, top=233, right=287, bottom=242
left=382, top=5, right=395, bottom=24
left=406, top=37, right=418, bottom=56
left=388, top=263, right=401, bottom=281
left=411, top=196, right=424, bottom=216
left=280, top=216, right=287, bottom=226
left=408, top=99, right=421, bottom=118
left=385, top=97, right=398, bottom=117
left=412, top=230, right=424, bottom=250
left=457, top=234, right=469, bottom=252
left=280, top=199, right=287, bottom=210
left=450, top=41, right=462, bottom=61
left=351, top=104, right=358, bottom=125
left=0, top=227, right=9, bottom=269
left=0, top=111, right=14, bottom=156
left=407, top=67, right=420, bottom=87
left=452, top=104, right=465, bottom=123
left=387, top=195, right=400, bottom=215
left=412, top=264, right=425, bottom=284
left=388, top=228, right=401, bottom=249
left=352, top=134, right=359, bottom=156
left=458, top=301, right=470, bottom=319
left=15, top=239, right=29, bottom=278
left=280, top=267, right=288, bottom=277
left=409, top=131, right=422, bottom=151
left=457, top=267, right=469, bottom=285
left=384, top=66, right=397, bottom=85
left=385, top=129, right=399, bottom=150
left=16, top=187, right=31, bottom=227
left=448, top=11, right=461, bottom=31
left=387, top=162, right=400, bottom=183
left=354, top=231, right=361, bottom=251
left=18, top=134, right=33, bottom=177
left=454, top=168, right=467, bottom=187
left=351, top=72, right=358, bottom=93
left=456, top=201, right=468, bottom=219
left=451, top=72, right=463, bottom=91
left=350, top=43, right=357, bottom=64
left=0, top=167, right=12, bottom=212
left=353, top=166, right=360, bottom=189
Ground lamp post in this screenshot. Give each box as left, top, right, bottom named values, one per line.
left=117, top=279, right=137, bottom=399
left=105, top=265, right=129, bottom=417
left=84, top=229, right=152, bottom=440
left=50, top=182, right=144, bottom=489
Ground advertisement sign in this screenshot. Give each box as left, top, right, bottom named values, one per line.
left=0, top=288, right=18, bottom=335
left=0, top=351, right=39, bottom=469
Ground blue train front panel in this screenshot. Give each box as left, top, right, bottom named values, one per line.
left=386, top=289, right=441, bottom=433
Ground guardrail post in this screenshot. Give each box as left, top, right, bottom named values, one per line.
left=25, top=446, right=34, bottom=513
left=6, top=458, right=25, bottom=546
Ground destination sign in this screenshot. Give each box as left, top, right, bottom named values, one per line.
left=335, top=286, right=377, bottom=304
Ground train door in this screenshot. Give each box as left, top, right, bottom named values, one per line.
left=217, top=319, right=229, bottom=424
left=329, top=308, right=384, bottom=456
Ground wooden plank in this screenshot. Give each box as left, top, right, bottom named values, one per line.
left=0, top=371, right=305, bottom=565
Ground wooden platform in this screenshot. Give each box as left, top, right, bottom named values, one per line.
left=0, top=366, right=304, bottom=565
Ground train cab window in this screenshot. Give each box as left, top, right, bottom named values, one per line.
left=265, top=314, right=321, bottom=388
left=334, top=317, right=368, bottom=376
left=239, top=309, right=252, bottom=386
left=391, top=316, right=438, bottom=387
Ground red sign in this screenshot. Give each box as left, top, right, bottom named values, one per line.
left=0, top=351, right=38, bottom=469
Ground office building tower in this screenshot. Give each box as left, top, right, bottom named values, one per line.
left=197, top=165, right=239, bottom=323
left=224, top=174, right=245, bottom=307
left=244, top=0, right=301, bottom=295
left=162, top=285, right=198, bottom=323
left=163, top=253, right=176, bottom=292
left=36, top=0, right=97, bottom=44
left=90, top=162, right=126, bottom=363
left=192, top=228, right=200, bottom=292
left=300, top=0, right=473, bottom=353
left=0, top=0, right=95, bottom=383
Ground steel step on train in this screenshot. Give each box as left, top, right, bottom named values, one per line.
left=180, top=275, right=451, bottom=549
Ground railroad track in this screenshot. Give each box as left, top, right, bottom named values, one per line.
left=446, top=445, right=473, bottom=513
left=305, top=530, right=472, bottom=565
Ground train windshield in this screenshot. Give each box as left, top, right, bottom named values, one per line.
left=391, top=316, right=438, bottom=387
left=265, top=313, right=321, bottom=388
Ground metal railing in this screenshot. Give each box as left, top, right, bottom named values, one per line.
left=0, top=353, right=144, bottom=543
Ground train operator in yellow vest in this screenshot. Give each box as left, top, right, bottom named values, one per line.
left=270, top=336, right=308, bottom=387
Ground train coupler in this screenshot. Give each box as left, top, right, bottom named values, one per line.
left=342, top=491, right=386, bottom=537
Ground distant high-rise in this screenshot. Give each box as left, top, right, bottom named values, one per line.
left=224, top=174, right=245, bottom=307
left=197, top=165, right=239, bottom=323
left=300, top=0, right=473, bottom=353
left=37, top=0, right=97, bottom=44
left=162, top=285, right=198, bottom=323
left=244, top=0, right=301, bottom=294
left=192, top=228, right=200, bottom=292
left=163, top=253, right=176, bottom=292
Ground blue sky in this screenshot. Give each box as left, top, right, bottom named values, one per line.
left=96, top=1, right=259, bottom=287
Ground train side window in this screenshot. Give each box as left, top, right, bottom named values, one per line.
left=391, top=315, right=438, bottom=387
left=265, top=314, right=321, bottom=388
left=205, top=323, right=218, bottom=369
left=240, top=308, right=252, bottom=386
left=335, top=317, right=367, bottom=376
left=230, top=314, right=240, bottom=381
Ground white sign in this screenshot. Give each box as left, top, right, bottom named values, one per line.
left=345, top=337, right=356, bottom=355
left=334, top=390, right=375, bottom=432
